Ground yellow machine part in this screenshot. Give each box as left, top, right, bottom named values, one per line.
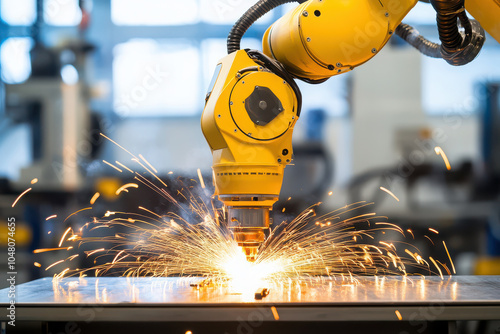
left=95, top=177, right=123, bottom=201
left=263, top=0, right=417, bottom=80
left=466, top=0, right=500, bottom=44
left=201, top=50, right=298, bottom=208
left=475, top=257, right=500, bottom=275
left=0, top=221, right=32, bottom=247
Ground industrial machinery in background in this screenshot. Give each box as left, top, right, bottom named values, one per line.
left=0, top=0, right=103, bottom=286
left=345, top=81, right=500, bottom=276
left=3, top=0, right=98, bottom=192
left=202, top=0, right=500, bottom=261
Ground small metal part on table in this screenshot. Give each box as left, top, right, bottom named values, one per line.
left=189, top=278, right=214, bottom=289
left=255, top=287, right=270, bottom=300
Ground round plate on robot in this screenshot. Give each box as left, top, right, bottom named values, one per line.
left=229, top=71, right=296, bottom=141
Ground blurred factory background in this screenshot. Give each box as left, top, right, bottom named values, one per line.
left=0, top=0, right=500, bottom=288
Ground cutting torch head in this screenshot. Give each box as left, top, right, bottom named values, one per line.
left=227, top=206, right=271, bottom=262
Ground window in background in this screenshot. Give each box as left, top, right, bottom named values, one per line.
left=111, top=0, right=199, bottom=25
left=422, top=47, right=500, bottom=115
left=0, top=38, right=33, bottom=84
left=44, top=0, right=82, bottom=26
left=113, top=39, right=201, bottom=117
left=0, top=0, right=37, bottom=25
left=200, top=0, right=273, bottom=25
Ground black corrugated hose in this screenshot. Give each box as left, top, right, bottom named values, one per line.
left=395, top=23, right=442, bottom=58
left=397, top=0, right=485, bottom=66
left=432, top=0, right=468, bottom=50
left=227, top=0, right=306, bottom=54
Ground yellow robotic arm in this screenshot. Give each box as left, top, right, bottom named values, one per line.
left=202, top=0, right=499, bottom=261
left=262, top=0, right=418, bottom=80
left=202, top=49, right=300, bottom=261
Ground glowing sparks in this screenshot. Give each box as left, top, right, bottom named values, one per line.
left=139, top=154, right=158, bottom=174
left=379, top=241, right=396, bottom=251
left=103, top=160, right=123, bottom=173
left=138, top=206, right=162, bottom=218
left=197, top=168, right=206, bottom=189
left=40, top=135, right=453, bottom=291
left=43, top=199, right=441, bottom=284
left=56, top=268, right=70, bottom=279
left=46, top=215, right=57, bottom=221
left=46, top=259, right=65, bottom=271
left=64, top=207, right=92, bottom=223
left=104, top=211, right=116, bottom=217
left=328, top=191, right=333, bottom=196
left=223, top=251, right=282, bottom=292
left=112, top=250, right=126, bottom=264
left=86, top=248, right=105, bottom=256
left=33, top=247, right=68, bottom=253
left=395, top=310, right=403, bottom=321
left=375, top=222, right=404, bottom=235
left=12, top=188, right=32, bottom=208
left=429, top=257, right=443, bottom=279
left=58, top=227, right=72, bottom=247
left=428, top=228, right=439, bottom=234
left=424, top=235, right=435, bottom=245
left=443, top=241, right=456, bottom=274
left=434, top=146, right=451, bottom=170
left=379, top=187, right=400, bottom=202
left=100, top=133, right=135, bottom=157
left=31, top=178, right=38, bottom=184
left=407, top=229, right=414, bottom=239
left=90, top=192, right=100, bottom=205
left=115, top=183, right=139, bottom=195
left=271, top=306, right=279, bottom=320
left=116, top=161, right=133, bottom=173
left=34, top=262, right=41, bottom=267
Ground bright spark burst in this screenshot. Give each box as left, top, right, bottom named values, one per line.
left=37, top=135, right=453, bottom=293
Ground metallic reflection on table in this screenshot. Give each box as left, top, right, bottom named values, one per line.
left=1, top=275, right=500, bottom=322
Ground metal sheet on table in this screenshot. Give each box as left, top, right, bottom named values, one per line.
left=1, top=276, right=500, bottom=322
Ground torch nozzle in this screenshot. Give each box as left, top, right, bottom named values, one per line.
left=227, top=206, right=270, bottom=262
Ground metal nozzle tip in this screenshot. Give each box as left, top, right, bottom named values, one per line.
left=240, top=246, right=259, bottom=262
left=227, top=206, right=270, bottom=262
